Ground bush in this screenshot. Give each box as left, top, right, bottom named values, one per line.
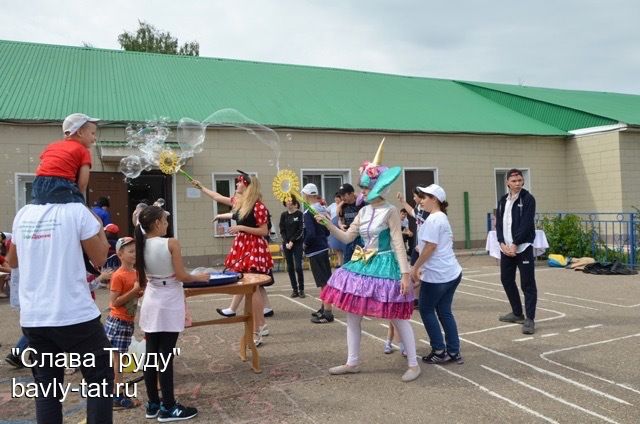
left=541, top=214, right=592, bottom=258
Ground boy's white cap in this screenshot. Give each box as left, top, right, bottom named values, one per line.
left=301, top=183, right=319, bottom=195
left=62, top=113, right=99, bottom=136
left=417, top=184, right=446, bottom=202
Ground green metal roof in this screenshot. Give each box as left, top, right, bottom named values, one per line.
left=461, top=81, right=640, bottom=128
left=1, top=40, right=638, bottom=136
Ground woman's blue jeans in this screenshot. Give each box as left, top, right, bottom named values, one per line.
left=418, top=273, right=462, bottom=354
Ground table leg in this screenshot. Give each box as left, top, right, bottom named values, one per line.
left=239, top=289, right=261, bottom=373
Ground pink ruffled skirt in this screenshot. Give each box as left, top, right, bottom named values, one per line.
left=320, top=267, right=414, bottom=320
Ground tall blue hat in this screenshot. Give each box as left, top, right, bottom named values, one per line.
left=358, top=138, right=402, bottom=202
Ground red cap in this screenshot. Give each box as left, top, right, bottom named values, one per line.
left=104, top=223, right=120, bottom=234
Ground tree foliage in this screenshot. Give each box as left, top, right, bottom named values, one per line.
left=118, top=20, right=199, bottom=56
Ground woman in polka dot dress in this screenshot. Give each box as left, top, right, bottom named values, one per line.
left=192, top=171, right=273, bottom=345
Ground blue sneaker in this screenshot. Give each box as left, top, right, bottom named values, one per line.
left=157, top=403, right=198, bottom=422
left=145, top=401, right=161, bottom=419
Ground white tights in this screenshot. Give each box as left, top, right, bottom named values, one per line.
left=346, top=313, right=418, bottom=367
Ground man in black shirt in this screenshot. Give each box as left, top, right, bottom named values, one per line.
left=337, top=183, right=364, bottom=262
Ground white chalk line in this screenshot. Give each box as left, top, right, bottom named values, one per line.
left=543, top=292, right=640, bottom=308
left=279, top=286, right=633, bottom=408
left=461, top=283, right=599, bottom=311
left=435, top=366, right=559, bottom=424
left=462, top=267, right=558, bottom=280
left=459, top=337, right=632, bottom=405
left=540, top=333, right=640, bottom=395
left=482, top=365, right=620, bottom=424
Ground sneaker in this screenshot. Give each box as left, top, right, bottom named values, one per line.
left=522, top=318, right=535, bottom=335
left=311, top=311, right=334, bottom=324
left=328, top=364, right=360, bottom=375
left=498, top=312, right=525, bottom=323
left=422, top=349, right=447, bottom=364
left=290, top=291, right=299, bottom=298
left=5, top=352, right=24, bottom=369
left=401, top=366, right=421, bottom=382
left=383, top=340, right=393, bottom=354
left=145, top=401, right=161, bottom=419
left=311, top=307, right=324, bottom=318
left=299, top=291, right=306, bottom=298
left=216, top=308, right=236, bottom=317
left=253, top=332, right=263, bottom=347
left=258, top=323, right=269, bottom=336
left=447, top=352, right=465, bottom=364
left=263, top=308, right=274, bottom=317
left=157, top=402, right=198, bottom=422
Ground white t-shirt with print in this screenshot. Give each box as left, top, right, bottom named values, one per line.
left=13, top=203, right=102, bottom=327
left=417, top=211, right=462, bottom=283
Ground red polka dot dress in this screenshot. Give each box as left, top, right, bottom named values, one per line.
left=224, top=201, right=273, bottom=274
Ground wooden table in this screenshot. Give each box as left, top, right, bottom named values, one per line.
left=183, top=273, right=271, bottom=373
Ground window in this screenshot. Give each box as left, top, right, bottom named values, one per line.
left=494, top=168, right=531, bottom=205
left=211, top=172, right=256, bottom=237
left=15, top=173, right=35, bottom=211
left=301, top=169, right=351, bottom=200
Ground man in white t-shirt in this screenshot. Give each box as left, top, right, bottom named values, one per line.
left=7, top=203, right=112, bottom=423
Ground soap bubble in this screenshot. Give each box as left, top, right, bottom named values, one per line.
left=177, top=118, right=206, bottom=157
left=205, top=108, right=281, bottom=170
left=119, top=155, right=144, bottom=179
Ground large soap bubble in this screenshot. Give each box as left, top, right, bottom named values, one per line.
left=204, top=108, right=281, bottom=170
left=177, top=118, right=206, bottom=157
left=119, top=155, right=144, bottom=179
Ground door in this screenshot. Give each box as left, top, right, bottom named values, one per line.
left=402, top=169, right=436, bottom=249
left=87, top=172, right=129, bottom=234
left=126, top=171, right=174, bottom=237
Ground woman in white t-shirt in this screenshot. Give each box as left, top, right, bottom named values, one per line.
left=410, top=184, right=464, bottom=365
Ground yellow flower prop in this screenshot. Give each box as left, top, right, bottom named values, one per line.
left=272, top=169, right=299, bottom=203
left=272, top=169, right=327, bottom=224
left=158, top=149, right=194, bottom=181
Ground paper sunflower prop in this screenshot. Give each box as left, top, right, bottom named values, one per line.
left=272, top=169, right=300, bottom=203
left=158, top=149, right=195, bottom=181
left=272, top=169, right=327, bottom=224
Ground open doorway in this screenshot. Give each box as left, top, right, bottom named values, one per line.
left=126, top=171, right=174, bottom=237
left=88, top=170, right=173, bottom=237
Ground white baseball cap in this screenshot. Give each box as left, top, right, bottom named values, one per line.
left=62, top=113, right=99, bottom=136
left=301, top=183, right=319, bottom=196
left=417, top=184, right=446, bottom=202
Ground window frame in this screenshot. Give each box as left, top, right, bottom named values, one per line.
left=210, top=171, right=257, bottom=238
left=300, top=168, right=352, bottom=200
left=15, top=173, right=36, bottom=212
left=494, top=168, right=531, bottom=206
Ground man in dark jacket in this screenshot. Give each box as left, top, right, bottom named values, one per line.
left=301, top=183, right=334, bottom=324
left=495, top=169, right=537, bottom=334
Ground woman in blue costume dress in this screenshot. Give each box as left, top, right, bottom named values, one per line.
left=317, top=139, right=421, bottom=382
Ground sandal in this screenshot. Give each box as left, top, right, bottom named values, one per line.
left=113, top=395, right=141, bottom=409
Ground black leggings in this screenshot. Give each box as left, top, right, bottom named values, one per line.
left=143, top=332, right=180, bottom=407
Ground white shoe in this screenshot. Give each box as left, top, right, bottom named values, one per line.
left=258, top=324, right=269, bottom=336
left=383, top=340, right=393, bottom=354
left=329, top=364, right=360, bottom=375
left=401, top=366, right=421, bottom=382
left=253, top=333, right=263, bottom=347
